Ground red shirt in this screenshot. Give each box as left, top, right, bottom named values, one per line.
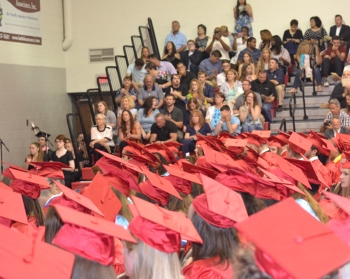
left=324, top=45, right=347, bottom=63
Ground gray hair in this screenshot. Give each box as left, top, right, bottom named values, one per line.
left=155, top=113, right=165, bottom=119
left=329, top=99, right=341, bottom=107
left=95, top=113, right=106, bottom=120
left=143, top=74, right=154, bottom=83
left=331, top=116, right=340, bottom=122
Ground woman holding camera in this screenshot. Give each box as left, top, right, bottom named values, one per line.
left=233, top=0, right=253, bottom=36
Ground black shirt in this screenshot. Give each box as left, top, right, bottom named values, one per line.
left=282, top=29, right=304, bottom=42
left=251, top=79, right=277, bottom=99
left=331, top=83, right=347, bottom=108
left=164, top=84, right=188, bottom=113
left=150, top=120, right=178, bottom=141
left=51, top=150, right=74, bottom=176
left=160, top=106, right=184, bottom=123
left=180, top=71, right=196, bottom=90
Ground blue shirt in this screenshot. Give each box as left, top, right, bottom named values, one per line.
left=186, top=122, right=211, bottom=136
left=221, top=115, right=241, bottom=134
left=203, top=83, right=214, bottom=99
left=267, top=68, right=284, bottom=85
left=238, top=48, right=262, bottom=64
left=165, top=31, right=187, bottom=50
left=198, top=58, right=223, bottom=76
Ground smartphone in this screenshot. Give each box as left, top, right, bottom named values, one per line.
left=237, top=32, right=243, bottom=37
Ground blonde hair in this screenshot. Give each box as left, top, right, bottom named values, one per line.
left=126, top=240, right=183, bottom=279
left=189, top=79, right=205, bottom=101
left=295, top=42, right=311, bottom=64
left=258, top=48, right=271, bottom=71
left=121, top=95, right=135, bottom=109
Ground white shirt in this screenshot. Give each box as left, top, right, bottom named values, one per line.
left=211, top=37, right=231, bottom=60
left=259, top=148, right=270, bottom=156
left=336, top=26, right=341, bottom=36
left=90, top=125, right=115, bottom=146
left=216, top=72, right=227, bottom=87
left=309, top=156, right=319, bottom=162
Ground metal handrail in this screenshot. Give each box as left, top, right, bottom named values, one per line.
left=300, top=68, right=309, bottom=120
left=148, top=17, right=160, bottom=59
left=105, top=66, right=119, bottom=112
left=279, top=119, right=287, bottom=132
left=289, top=92, right=297, bottom=131
left=66, top=113, right=80, bottom=160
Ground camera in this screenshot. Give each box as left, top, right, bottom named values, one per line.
left=324, top=120, right=331, bottom=127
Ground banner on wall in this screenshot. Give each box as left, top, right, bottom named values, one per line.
left=0, top=0, right=41, bottom=45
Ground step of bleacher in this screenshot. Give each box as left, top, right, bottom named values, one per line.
left=282, top=95, right=329, bottom=107
left=270, top=119, right=323, bottom=133
left=284, top=85, right=334, bottom=97
left=274, top=108, right=328, bottom=121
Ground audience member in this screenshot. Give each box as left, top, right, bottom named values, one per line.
left=256, top=48, right=272, bottom=72
left=145, top=62, right=171, bottom=90
left=259, top=29, right=272, bottom=50
left=162, top=41, right=181, bottom=69
left=251, top=70, right=277, bottom=122
left=324, top=99, right=350, bottom=130
left=233, top=0, right=253, bottom=36
left=64, top=139, right=82, bottom=182
left=214, top=104, right=241, bottom=135
left=182, top=110, right=211, bottom=157
left=216, top=60, right=231, bottom=87
left=24, top=142, right=44, bottom=170
left=304, top=16, right=328, bottom=51
left=198, top=71, right=214, bottom=107
left=115, top=76, right=137, bottom=107
left=90, top=114, right=115, bottom=159
left=117, top=95, right=137, bottom=126
left=118, top=110, right=142, bottom=157
left=160, top=94, right=184, bottom=141
left=220, top=69, right=243, bottom=109
left=324, top=116, right=349, bottom=139
left=136, top=96, right=159, bottom=141
left=221, top=25, right=235, bottom=51
left=238, top=52, right=256, bottom=77
left=205, top=27, right=231, bottom=61
left=185, top=79, right=207, bottom=110
left=239, top=92, right=263, bottom=132
left=206, top=92, right=226, bottom=132
left=238, top=37, right=261, bottom=64
left=141, top=47, right=150, bottom=64
left=35, top=131, right=53, bottom=161
left=177, top=62, right=196, bottom=90
left=180, top=40, right=202, bottom=75
left=52, top=134, right=75, bottom=188
left=267, top=58, right=285, bottom=112
left=239, top=63, right=257, bottom=82
left=164, top=20, right=187, bottom=53
left=195, top=24, right=209, bottom=53
left=329, top=68, right=350, bottom=108
left=283, top=19, right=304, bottom=59
left=137, top=75, right=164, bottom=108
left=231, top=26, right=249, bottom=67
left=234, top=80, right=262, bottom=113
left=126, top=58, right=147, bottom=87
left=198, top=50, right=223, bottom=84
left=76, top=132, right=89, bottom=166
left=329, top=15, right=350, bottom=52
left=346, top=93, right=350, bottom=115
left=164, top=74, right=187, bottom=114
left=96, top=101, right=117, bottom=133
left=148, top=54, right=177, bottom=75
left=322, top=36, right=347, bottom=86
left=149, top=113, right=178, bottom=143
left=271, top=35, right=291, bottom=71
left=184, top=97, right=205, bottom=127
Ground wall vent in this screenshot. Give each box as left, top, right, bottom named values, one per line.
left=89, top=48, right=114, bottom=63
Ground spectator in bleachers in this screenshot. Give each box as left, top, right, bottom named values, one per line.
left=115, top=76, right=137, bottom=107
left=304, top=16, right=328, bottom=52
left=162, top=41, right=181, bottom=69
left=24, top=142, right=44, bottom=170
left=238, top=63, right=257, bottom=82
left=231, top=26, right=249, bottom=68
left=180, top=40, right=202, bottom=75
left=237, top=37, right=261, bottom=64
left=238, top=52, right=256, bottom=77
left=221, top=25, right=234, bottom=51
left=324, top=116, right=348, bottom=139
left=137, top=75, right=164, bottom=109
left=96, top=101, right=117, bottom=132
left=214, top=105, right=241, bottom=135
left=329, top=15, right=350, bottom=53
left=164, top=74, right=187, bottom=115
left=205, top=27, right=231, bottom=61
left=149, top=113, right=178, bottom=143
left=234, top=80, right=262, bottom=114
left=195, top=24, right=209, bottom=52
left=198, top=71, right=214, bottom=108
left=233, top=0, right=253, bottom=36
left=185, top=79, right=207, bottom=110
left=206, top=92, right=226, bottom=131
left=148, top=54, right=177, bottom=75
left=182, top=109, right=211, bottom=157
left=258, top=30, right=272, bottom=50
left=177, top=62, right=196, bottom=90
left=216, top=60, right=231, bottom=87
left=64, top=140, right=82, bottom=182
left=283, top=19, right=303, bottom=60
left=145, top=62, right=171, bottom=91
left=117, top=96, right=137, bottom=126
left=126, top=58, right=147, bottom=88
left=346, top=93, right=350, bottom=115
left=184, top=97, right=205, bottom=127
left=329, top=68, right=350, bottom=108
left=198, top=50, right=222, bottom=85
left=271, top=35, right=291, bottom=73
left=141, top=47, right=150, bottom=64
left=239, top=92, right=263, bottom=132
left=118, top=110, right=142, bottom=157
left=256, top=48, right=271, bottom=73
left=164, top=20, right=187, bottom=53
left=251, top=69, right=277, bottom=123
left=76, top=132, right=89, bottom=166
left=323, top=99, right=350, bottom=131
left=219, top=69, right=243, bottom=110
left=267, top=58, right=285, bottom=112
left=322, top=36, right=347, bottom=86
left=160, top=94, right=184, bottom=141
left=137, top=96, right=159, bottom=141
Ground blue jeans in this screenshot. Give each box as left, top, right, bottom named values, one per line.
left=241, top=123, right=263, bottom=132
left=292, top=67, right=322, bottom=89
left=262, top=102, right=273, bottom=123
left=181, top=139, right=196, bottom=157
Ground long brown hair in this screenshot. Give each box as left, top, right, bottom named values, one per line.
left=190, top=109, right=205, bottom=128
left=120, top=110, right=135, bottom=135
left=167, top=193, right=193, bottom=215
left=164, top=41, right=177, bottom=56
left=30, top=142, right=44, bottom=162
left=111, top=187, right=133, bottom=222
left=239, top=63, right=253, bottom=82
left=258, top=48, right=272, bottom=71
left=187, top=98, right=200, bottom=111
left=235, top=0, right=247, bottom=19
left=244, top=92, right=260, bottom=108
left=96, top=101, right=108, bottom=115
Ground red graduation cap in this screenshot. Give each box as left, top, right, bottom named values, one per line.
left=235, top=198, right=350, bottom=279
left=0, top=181, right=12, bottom=191
left=128, top=195, right=202, bottom=253
left=322, top=191, right=350, bottom=216
left=144, top=143, right=178, bottom=164
left=0, top=187, right=28, bottom=226
left=82, top=172, right=122, bottom=222
left=224, top=138, right=248, bottom=153
left=268, top=136, right=288, bottom=149
left=28, top=162, right=69, bottom=179
left=164, top=164, right=202, bottom=185
left=0, top=224, right=74, bottom=279
left=252, top=130, right=271, bottom=138
left=181, top=161, right=217, bottom=180
left=288, top=132, right=312, bottom=155
left=138, top=180, right=170, bottom=206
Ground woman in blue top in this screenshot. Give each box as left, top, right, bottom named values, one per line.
left=233, top=0, right=253, bottom=36
left=181, top=110, right=211, bottom=157
left=136, top=96, right=159, bottom=141
left=239, top=92, right=262, bottom=132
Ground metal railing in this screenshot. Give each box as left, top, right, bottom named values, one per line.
left=147, top=17, right=160, bottom=59
left=279, top=119, right=287, bottom=132
left=300, top=69, right=309, bottom=120
left=289, top=92, right=297, bottom=131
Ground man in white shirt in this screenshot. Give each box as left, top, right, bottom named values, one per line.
left=205, top=27, right=231, bottom=60
left=216, top=60, right=231, bottom=86
left=329, top=15, right=350, bottom=52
